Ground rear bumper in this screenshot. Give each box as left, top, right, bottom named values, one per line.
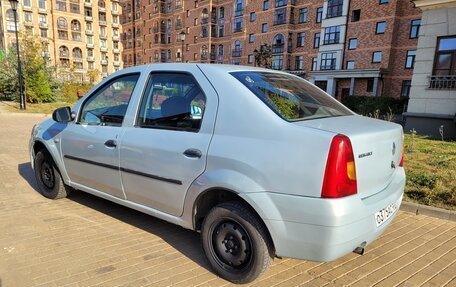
left=241, top=168, right=405, bottom=261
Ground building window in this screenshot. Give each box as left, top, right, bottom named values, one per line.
left=24, top=12, right=32, bottom=22
left=219, top=7, right=225, bottom=18
left=410, top=19, right=421, bottom=39
left=40, top=29, right=47, bottom=38
left=348, top=38, right=357, bottom=50
left=56, top=1, right=66, bottom=11
left=297, top=32, right=305, bottom=47
left=352, top=9, right=360, bottom=22
left=372, top=51, right=382, bottom=63
left=24, top=0, right=31, bottom=7
left=320, top=52, right=337, bottom=70
left=295, top=55, right=303, bottom=70
left=248, top=54, right=253, bottom=64
left=433, top=36, right=456, bottom=75
left=401, top=80, right=411, bottom=97
left=311, top=57, right=318, bottom=71
left=323, top=26, right=340, bottom=45
left=249, top=33, right=254, bottom=43
left=272, top=34, right=285, bottom=53
left=327, top=0, right=343, bottom=18
left=263, top=0, right=269, bottom=10
left=275, top=0, right=287, bottom=7
left=234, top=18, right=243, bottom=32
left=367, top=78, right=374, bottom=92
left=250, top=12, right=255, bottom=22
left=272, top=55, right=283, bottom=70
left=235, top=0, right=243, bottom=15
left=314, top=32, right=320, bottom=48
left=379, top=0, right=389, bottom=3
left=38, top=0, right=46, bottom=9
left=376, top=21, right=386, bottom=34
left=274, top=8, right=287, bottom=25
left=316, top=7, right=323, bottom=23
left=262, top=23, right=268, bottom=33
left=346, top=60, right=355, bottom=70
left=298, top=8, right=307, bottom=23
left=405, top=50, right=416, bottom=69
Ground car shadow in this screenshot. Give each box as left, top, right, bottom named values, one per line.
left=18, top=162, right=213, bottom=273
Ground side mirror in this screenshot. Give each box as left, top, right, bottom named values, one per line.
left=52, top=106, right=74, bottom=123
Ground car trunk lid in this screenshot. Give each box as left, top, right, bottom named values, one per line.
left=294, top=115, right=403, bottom=199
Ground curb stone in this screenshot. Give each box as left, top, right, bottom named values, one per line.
left=400, top=201, right=456, bottom=221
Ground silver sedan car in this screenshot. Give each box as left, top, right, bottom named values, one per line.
left=29, top=64, right=405, bottom=283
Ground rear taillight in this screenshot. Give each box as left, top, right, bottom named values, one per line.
left=399, top=131, right=404, bottom=167
left=321, top=134, right=357, bottom=198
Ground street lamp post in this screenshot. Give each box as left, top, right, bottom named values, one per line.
left=179, top=31, right=185, bottom=63
left=9, top=0, right=25, bottom=110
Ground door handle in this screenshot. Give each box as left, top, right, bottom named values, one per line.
left=183, top=148, right=202, bottom=158
left=104, top=139, right=117, bottom=148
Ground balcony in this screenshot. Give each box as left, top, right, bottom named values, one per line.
left=84, top=1, right=91, bottom=7
left=113, top=48, right=120, bottom=53
left=85, top=16, right=93, bottom=21
left=428, top=75, right=456, bottom=89
left=232, top=49, right=242, bottom=57
left=39, top=22, right=49, bottom=29
left=85, top=29, right=93, bottom=35
left=272, top=44, right=284, bottom=54
left=100, top=34, right=107, bottom=39
left=23, top=5, right=33, bottom=11
left=87, top=56, right=95, bottom=62
left=112, top=23, right=119, bottom=28
left=101, top=72, right=108, bottom=78
left=112, top=10, right=119, bottom=15
left=112, top=35, right=119, bottom=41
left=59, top=52, right=69, bottom=58
left=38, top=8, right=47, bottom=14
left=98, top=7, right=106, bottom=13
left=100, top=47, right=108, bottom=52
left=234, top=9, right=243, bottom=17
left=113, top=61, right=120, bottom=66
left=99, top=20, right=107, bottom=26
left=25, top=21, right=33, bottom=27
left=73, top=57, right=83, bottom=62
left=86, top=43, right=94, bottom=48
left=111, top=0, right=119, bottom=2
left=101, top=59, right=108, bottom=65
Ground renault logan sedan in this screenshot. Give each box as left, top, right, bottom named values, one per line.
left=30, top=64, right=405, bottom=283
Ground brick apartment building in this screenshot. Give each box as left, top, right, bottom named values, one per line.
left=121, top=0, right=421, bottom=99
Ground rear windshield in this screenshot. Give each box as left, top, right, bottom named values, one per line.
left=231, top=71, right=353, bottom=121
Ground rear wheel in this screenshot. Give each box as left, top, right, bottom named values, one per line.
left=201, top=201, right=273, bottom=284
left=34, top=150, right=71, bottom=199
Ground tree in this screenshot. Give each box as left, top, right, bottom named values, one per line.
left=254, top=44, right=272, bottom=69
left=0, top=33, right=56, bottom=103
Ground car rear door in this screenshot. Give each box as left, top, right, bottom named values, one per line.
left=61, top=73, right=141, bottom=199
left=119, top=66, right=218, bottom=216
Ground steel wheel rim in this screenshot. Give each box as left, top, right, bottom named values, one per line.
left=209, top=218, right=252, bottom=272
left=40, top=161, right=55, bottom=189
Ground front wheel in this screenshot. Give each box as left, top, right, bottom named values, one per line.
left=201, top=202, right=274, bottom=284
left=34, top=150, right=72, bottom=199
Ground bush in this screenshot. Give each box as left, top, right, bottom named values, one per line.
left=341, top=96, right=408, bottom=116
left=58, top=82, right=94, bottom=103
left=408, top=172, right=437, bottom=189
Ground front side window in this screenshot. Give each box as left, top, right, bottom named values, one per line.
left=137, top=73, right=206, bottom=132
left=231, top=72, right=352, bottom=121
left=433, top=36, right=456, bottom=75
left=80, top=74, right=139, bottom=126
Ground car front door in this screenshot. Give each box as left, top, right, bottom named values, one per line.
left=119, top=68, right=218, bottom=216
left=61, top=73, right=140, bottom=198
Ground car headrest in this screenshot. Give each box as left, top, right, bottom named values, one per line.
left=161, top=96, right=190, bottom=118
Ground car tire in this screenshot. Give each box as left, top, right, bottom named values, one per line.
left=201, top=201, right=274, bottom=284
left=34, top=150, right=72, bottom=200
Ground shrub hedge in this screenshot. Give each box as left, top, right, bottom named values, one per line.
left=341, top=96, right=408, bottom=115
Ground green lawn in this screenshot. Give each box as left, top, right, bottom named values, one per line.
left=3, top=101, right=74, bottom=115
left=404, top=134, right=456, bottom=210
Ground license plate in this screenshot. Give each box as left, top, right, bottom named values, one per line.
left=374, top=203, right=398, bottom=227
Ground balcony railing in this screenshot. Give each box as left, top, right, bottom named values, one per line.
left=272, top=44, right=284, bottom=54
left=429, top=75, right=456, bottom=89
left=232, top=49, right=242, bottom=57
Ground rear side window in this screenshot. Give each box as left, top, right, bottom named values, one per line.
left=231, top=71, right=352, bottom=121
left=137, top=72, right=206, bottom=132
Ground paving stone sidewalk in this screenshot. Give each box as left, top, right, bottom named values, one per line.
left=0, top=108, right=455, bottom=287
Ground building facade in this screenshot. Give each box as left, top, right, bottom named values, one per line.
left=121, top=0, right=421, bottom=99
left=404, top=0, right=456, bottom=138
left=0, top=0, right=123, bottom=81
